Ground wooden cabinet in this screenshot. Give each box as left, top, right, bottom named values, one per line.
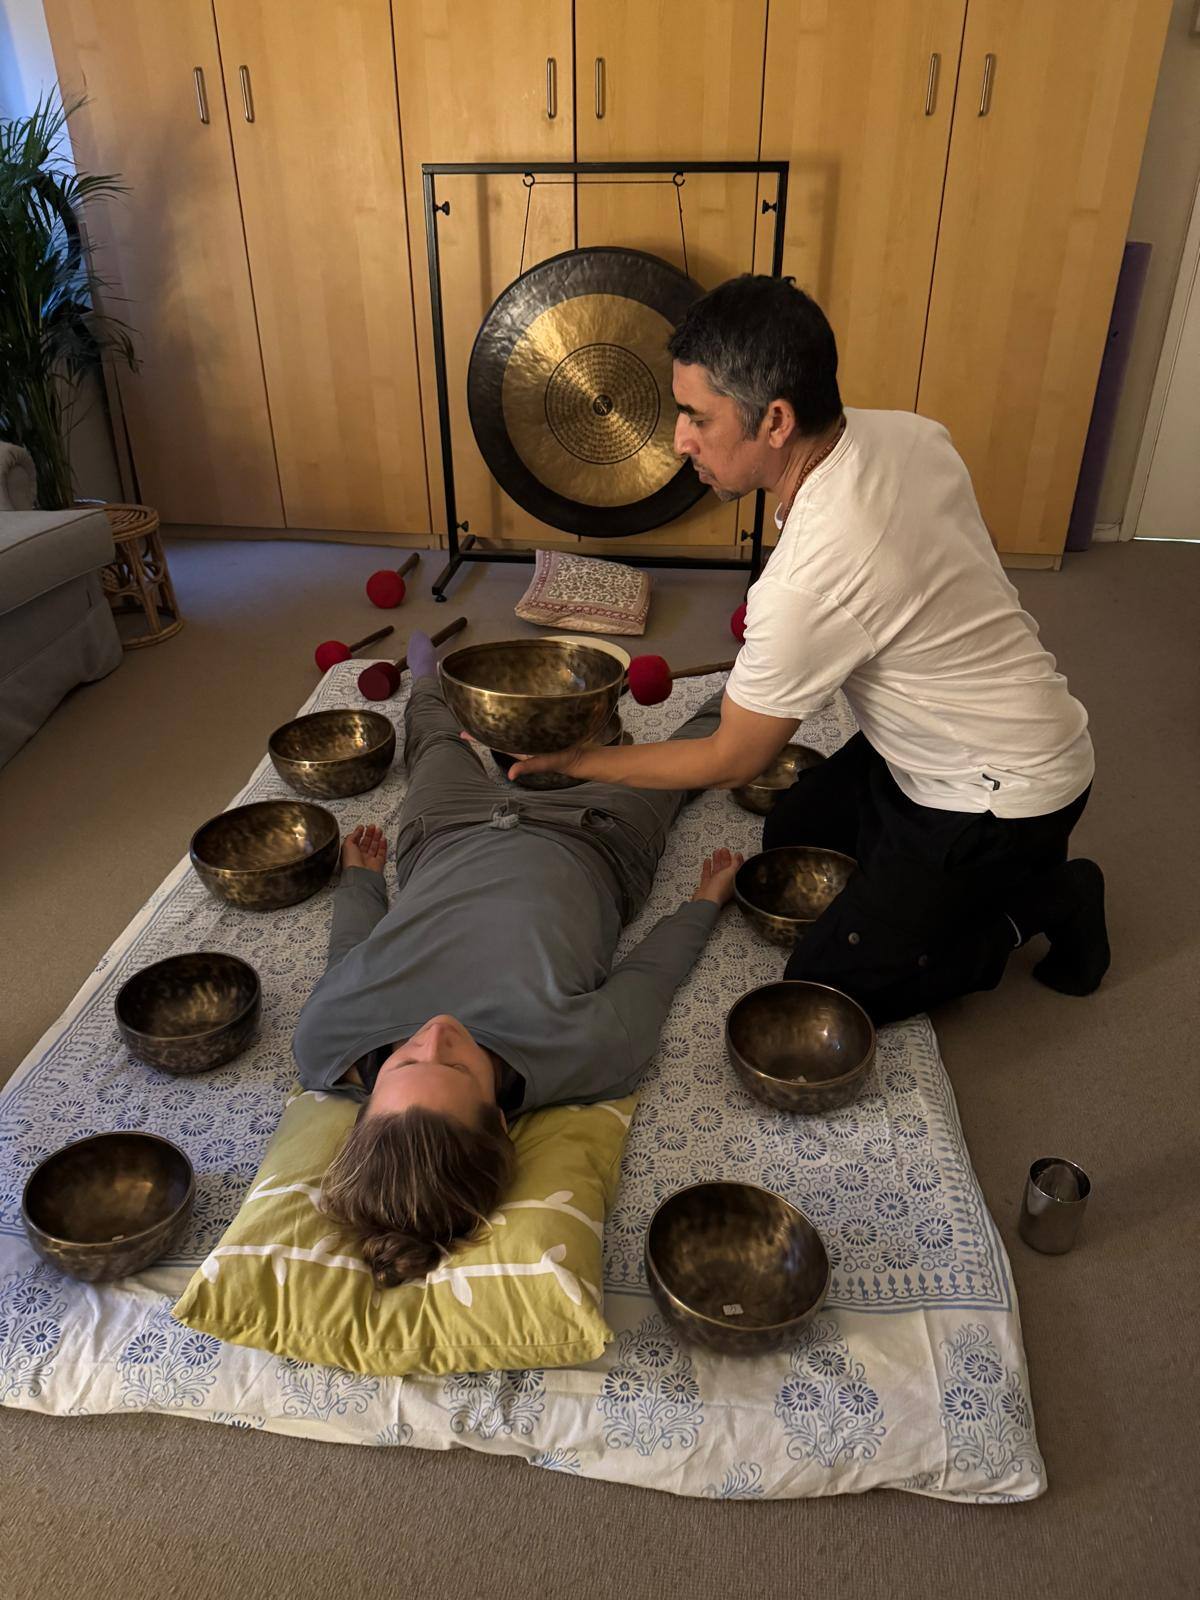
left=212, top=0, right=428, bottom=536
left=392, top=0, right=576, bottom=549
left=917, top=0, right=1172, bottom=559
left=574, top=0, right=768, bottom=550
left=756, top=1, right=966, bottom=415
left=44, top=0, right=284, bottom=529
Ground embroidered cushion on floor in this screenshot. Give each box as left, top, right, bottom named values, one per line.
left=514, top=549, right=651, bottom=636
left=172, top=1087, right=635, bottom=1376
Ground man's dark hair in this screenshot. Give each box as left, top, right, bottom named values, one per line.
left=668, top=274, right=842, bottom=439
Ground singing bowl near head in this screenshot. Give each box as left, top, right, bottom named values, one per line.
left=725, top=980, right=876, bottom=1115
left=189, top=800, right=339, bottom=911
left=644, top=1182, right=830, bottom=1356
left=440, top=638, right=625, bottom=755
left=115, top=951, right=261, bottom=1075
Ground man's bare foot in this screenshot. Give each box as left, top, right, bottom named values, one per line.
left=341, top=824, right=387, bottom=873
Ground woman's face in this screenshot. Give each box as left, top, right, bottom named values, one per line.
left=366, top=1015, right=501, bottom=1128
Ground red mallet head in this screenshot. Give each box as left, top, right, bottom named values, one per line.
left=365, top=552, right=420, bottom=610
left=627, top=654, right=673, bottom=706
left=314, top=638, right=352, bottom=672
left=730, top=602, right=748, bottom=642
left=358, top=661, right=402, bottom=701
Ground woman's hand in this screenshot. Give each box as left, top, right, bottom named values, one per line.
left=690, top=847, right=744, bottom=907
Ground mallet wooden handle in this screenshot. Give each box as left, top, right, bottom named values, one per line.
left=395, top=553, right=419, bottom=579
left=391, top=615, right=467, bottom=671
left=348, top=625, right=394, bottom=653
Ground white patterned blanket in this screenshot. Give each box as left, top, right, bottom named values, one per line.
left=0, top=662, right=1044, bottom=1502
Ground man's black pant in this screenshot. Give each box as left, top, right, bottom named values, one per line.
left=764, top=733, right=1090, bottom=1026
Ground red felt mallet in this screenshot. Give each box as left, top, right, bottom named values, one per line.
left=624, top=655, right=737, bottom=706
left=730, top=601, right=748, bottom=642
left=357, top=616, right=468, bottom=701
left=365, top=552, right=420, bottom=610
left=313, top=625, right=395, bottom=674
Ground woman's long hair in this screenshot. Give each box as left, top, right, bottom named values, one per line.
left=321, top=1105, right=516, bottom=1288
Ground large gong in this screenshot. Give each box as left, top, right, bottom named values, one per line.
left=467, top=247, right=708, bottom=538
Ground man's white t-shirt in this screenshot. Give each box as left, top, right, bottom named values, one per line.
left=725, top=408, right=1094, bottom=819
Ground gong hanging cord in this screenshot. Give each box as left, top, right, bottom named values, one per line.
left=516, top=172, right=690, bottom=280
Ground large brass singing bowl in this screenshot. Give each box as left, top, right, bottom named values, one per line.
left=115, top=951, right=261, bottom=1074
left=726, top=980, right=876, bottom=1115
left=268, top=708, right=395, bottom=798
left=22, top=1132, right=195, bottom=1282
left=190, top=799, right=339, bottom=910
left=440, top=639, right=624, bottom=755
left=645, top=1182, right=830, bottom=1356
left=731, top=743, right=826, bottom=815
left=489, top=710, right=628, bottom=790
left=734, top=846, right=857, bottom=946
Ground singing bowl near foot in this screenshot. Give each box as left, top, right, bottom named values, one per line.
left=268, top=708, right=395, bottom=798
left=190, top=800, right=339, bottom=910
left=734, top=846, right=856, bottom=946
left=440, top=639, right=624, bottom=755
left=730, top=743, right=826, bottom=815
left=645, top=1182, right=830, bottom=1356
left=115, top=951, right=261, bottom=1074
left=22, top=1133, right=195, bottom=1282
left=725, top=980, right=876, bottom=1114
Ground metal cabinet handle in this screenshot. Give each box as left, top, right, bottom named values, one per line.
left=238, top=64, right=255, bottom=123
left=924, top=52, right=940, bottom=116
left=193, top=66, right=210, bottom=125
left=546, top=56, right=557, bottom=119
left=978, top=52, right=996, bottom=116
left=595, top=56, right=605, bottom=120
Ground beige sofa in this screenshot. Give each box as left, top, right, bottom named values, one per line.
left=0, top=443, right=123, bottom=770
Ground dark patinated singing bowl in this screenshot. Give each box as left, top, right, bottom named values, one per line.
left=726, top=980, right=876, bottom=1114
left=645, top=1182, right=830, bottom=1356
left=189, top=799, right=339, bottom=910
left=22, top=1132, right=195, bottom=1282
left=440, top=639, right=624, bottom=755
left=115, top=951, right=261, bottom=1074
left=489, top=710, right=629, bottom=790
left=731, top=743, right=826, bottom=815
left=268, top=708, right=395, bottom=798
left=734, top=845, right=857, bottom=946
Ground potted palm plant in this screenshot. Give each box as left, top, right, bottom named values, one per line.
left=0, top=95, right=136, bottom=510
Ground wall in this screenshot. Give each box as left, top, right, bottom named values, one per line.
left=1097, top=0, right=1200, bottom=528
left=1, top=0, right=123, bottom=503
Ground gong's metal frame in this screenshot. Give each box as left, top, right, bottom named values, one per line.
left=422, top=159, right=790, bottom=600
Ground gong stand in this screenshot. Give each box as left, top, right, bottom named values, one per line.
left=422, top=160, right=790, bottom=601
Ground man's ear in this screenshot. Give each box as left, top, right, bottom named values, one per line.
left=765, top=397, right=798, bottom=450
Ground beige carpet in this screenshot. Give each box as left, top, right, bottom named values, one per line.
left=1, top=537, right=1197, bottom=1600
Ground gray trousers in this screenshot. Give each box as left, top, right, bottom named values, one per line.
left=394, top=678, right=723, bottom=922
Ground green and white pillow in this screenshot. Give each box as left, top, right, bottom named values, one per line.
left=172, top=1087, right=635, bottom=1376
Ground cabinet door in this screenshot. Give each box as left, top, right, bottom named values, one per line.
left=394, top=0, right=575, bottom=548
left=44, top=0, right=283, bottom=528
left=576, top=0, right=768, bottom=550
left=755, top=1, right=966, bottom=415
left=918, top=0, right=1171, bottom=558
left=213, top=0, right=429, bottom=537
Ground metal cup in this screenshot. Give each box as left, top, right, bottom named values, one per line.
left=1018, top=1157, right=1092, bottom=1254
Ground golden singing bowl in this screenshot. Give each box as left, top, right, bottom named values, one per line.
left=190, top=799, right=339, bottom=910
left=115, top=951, right=261, bottom=1075
left=440, top=639, right=624, bottom=755
left=268, top=708, right=395, bottom=798
left=734, top=846, right=857, bottom=946
left=22, top=1132, right=195, bottom=1282
left=726, top=980, right=876, bottom=1114
left=731, top=743, right=826, bottom=815
left=645, top=1182, right=830, bottom=1356
left=489, top=710, right=629, bottom=790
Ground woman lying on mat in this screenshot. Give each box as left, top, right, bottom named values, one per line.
left=292, top=628, right=742, bottom=1290
left=511, top=275, right=1109, bottom=1027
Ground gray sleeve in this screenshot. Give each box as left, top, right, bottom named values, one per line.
left=594, top=900, right=720, bottom=1094
left=325, top=867, right=389, bottom=969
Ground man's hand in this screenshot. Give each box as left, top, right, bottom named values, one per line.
left=690, top=847, right=745, bottom=907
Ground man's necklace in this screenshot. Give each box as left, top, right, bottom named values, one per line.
left=779, top=415, right=846, bottom=524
